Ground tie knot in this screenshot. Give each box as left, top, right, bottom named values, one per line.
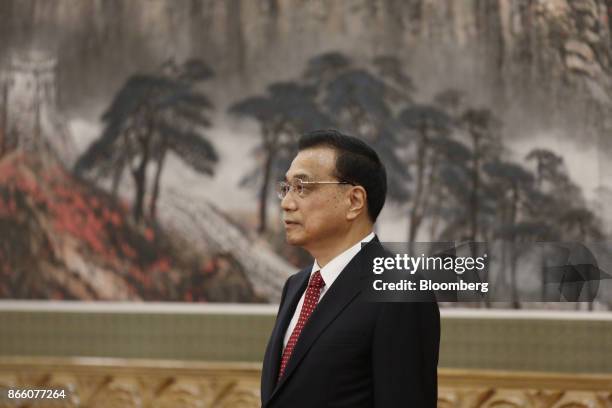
left=309, top=271, right=325, bottom=289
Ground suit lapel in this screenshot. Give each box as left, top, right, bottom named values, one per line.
left=262, top=269, right=310, bottom=404
left=268, top=239, right=382, bottom=402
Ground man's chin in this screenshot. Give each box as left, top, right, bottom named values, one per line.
left=284, top=232, right=305, bottom=246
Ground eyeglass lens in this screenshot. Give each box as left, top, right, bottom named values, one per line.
left=278, top=179, right=305, bottom=199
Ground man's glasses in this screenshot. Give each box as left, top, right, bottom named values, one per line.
left=277, top=179, right=353, bottom=199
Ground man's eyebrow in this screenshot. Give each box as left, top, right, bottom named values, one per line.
left=286, top=173, right=312, bottom=181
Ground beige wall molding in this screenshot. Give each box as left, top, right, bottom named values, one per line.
left=1, top=357, right=611, bottom=407
left=2, top=308, right=612, bottom=373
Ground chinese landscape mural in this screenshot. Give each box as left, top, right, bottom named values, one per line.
left=1, top=0, right=611, bottom=309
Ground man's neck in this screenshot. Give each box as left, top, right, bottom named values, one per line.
left=309, top=227, right=374, bottom=267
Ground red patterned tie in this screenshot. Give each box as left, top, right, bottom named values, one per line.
left=278, top=270, right=325, bottom=381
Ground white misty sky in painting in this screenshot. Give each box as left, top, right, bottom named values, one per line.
left=161, top=123, right=261, bottom=212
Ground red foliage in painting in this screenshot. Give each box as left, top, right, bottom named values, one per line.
left=50, top=190, right=108, bottom=256
left=120, top=242, right=137, bottom=259
left=0, top=152, right=256, bottom=302
left=150, top=257, right=171, bottom=273
left=202, top=259, right=216, bottom=274
left=0, top=155, right=178, bottom=298
left=0, top=197, right=9, bottom=217
left=144, top=227, right=155, bottom=242
left=100, top=207, right=122, bottom=227
left=129, top=265, right=151, bottom=288
left=0, top=160, right=18, bottom=184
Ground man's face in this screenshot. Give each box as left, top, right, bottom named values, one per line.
left=281, top=147, right=350, bottom=250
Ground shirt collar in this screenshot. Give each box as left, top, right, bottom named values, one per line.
left=311, top=231, right=375, bottom=288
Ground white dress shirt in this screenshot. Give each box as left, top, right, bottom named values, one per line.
left=282, top=231, right=375, bottom=349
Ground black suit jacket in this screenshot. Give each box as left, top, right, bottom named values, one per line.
left=261, top=238, right=440, bottom=407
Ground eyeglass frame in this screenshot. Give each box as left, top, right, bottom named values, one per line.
left=277, top=178, right=355, bottom=199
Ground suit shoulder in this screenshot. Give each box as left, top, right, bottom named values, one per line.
left=284, top=267, right=310, bottom=286
left=294, top=266, right=312, bottom=279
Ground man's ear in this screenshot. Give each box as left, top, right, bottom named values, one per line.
left=346, top=186, right=367, bottom=221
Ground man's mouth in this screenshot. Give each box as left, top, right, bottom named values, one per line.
left=284, top=220, right=299, bottom=226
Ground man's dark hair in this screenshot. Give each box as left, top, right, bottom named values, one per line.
left=298, top=129, right=387, bottom=222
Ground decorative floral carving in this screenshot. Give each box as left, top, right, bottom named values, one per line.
left=0, top=358, right=610, bottom=408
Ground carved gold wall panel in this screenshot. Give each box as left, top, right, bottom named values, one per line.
left=0, top=357, right=610, bottom=407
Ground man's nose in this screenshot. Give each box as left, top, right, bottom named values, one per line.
left=281, top=192, right=297, bottom=211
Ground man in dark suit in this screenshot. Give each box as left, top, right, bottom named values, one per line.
left=261, top=129, right=440, bottom=407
